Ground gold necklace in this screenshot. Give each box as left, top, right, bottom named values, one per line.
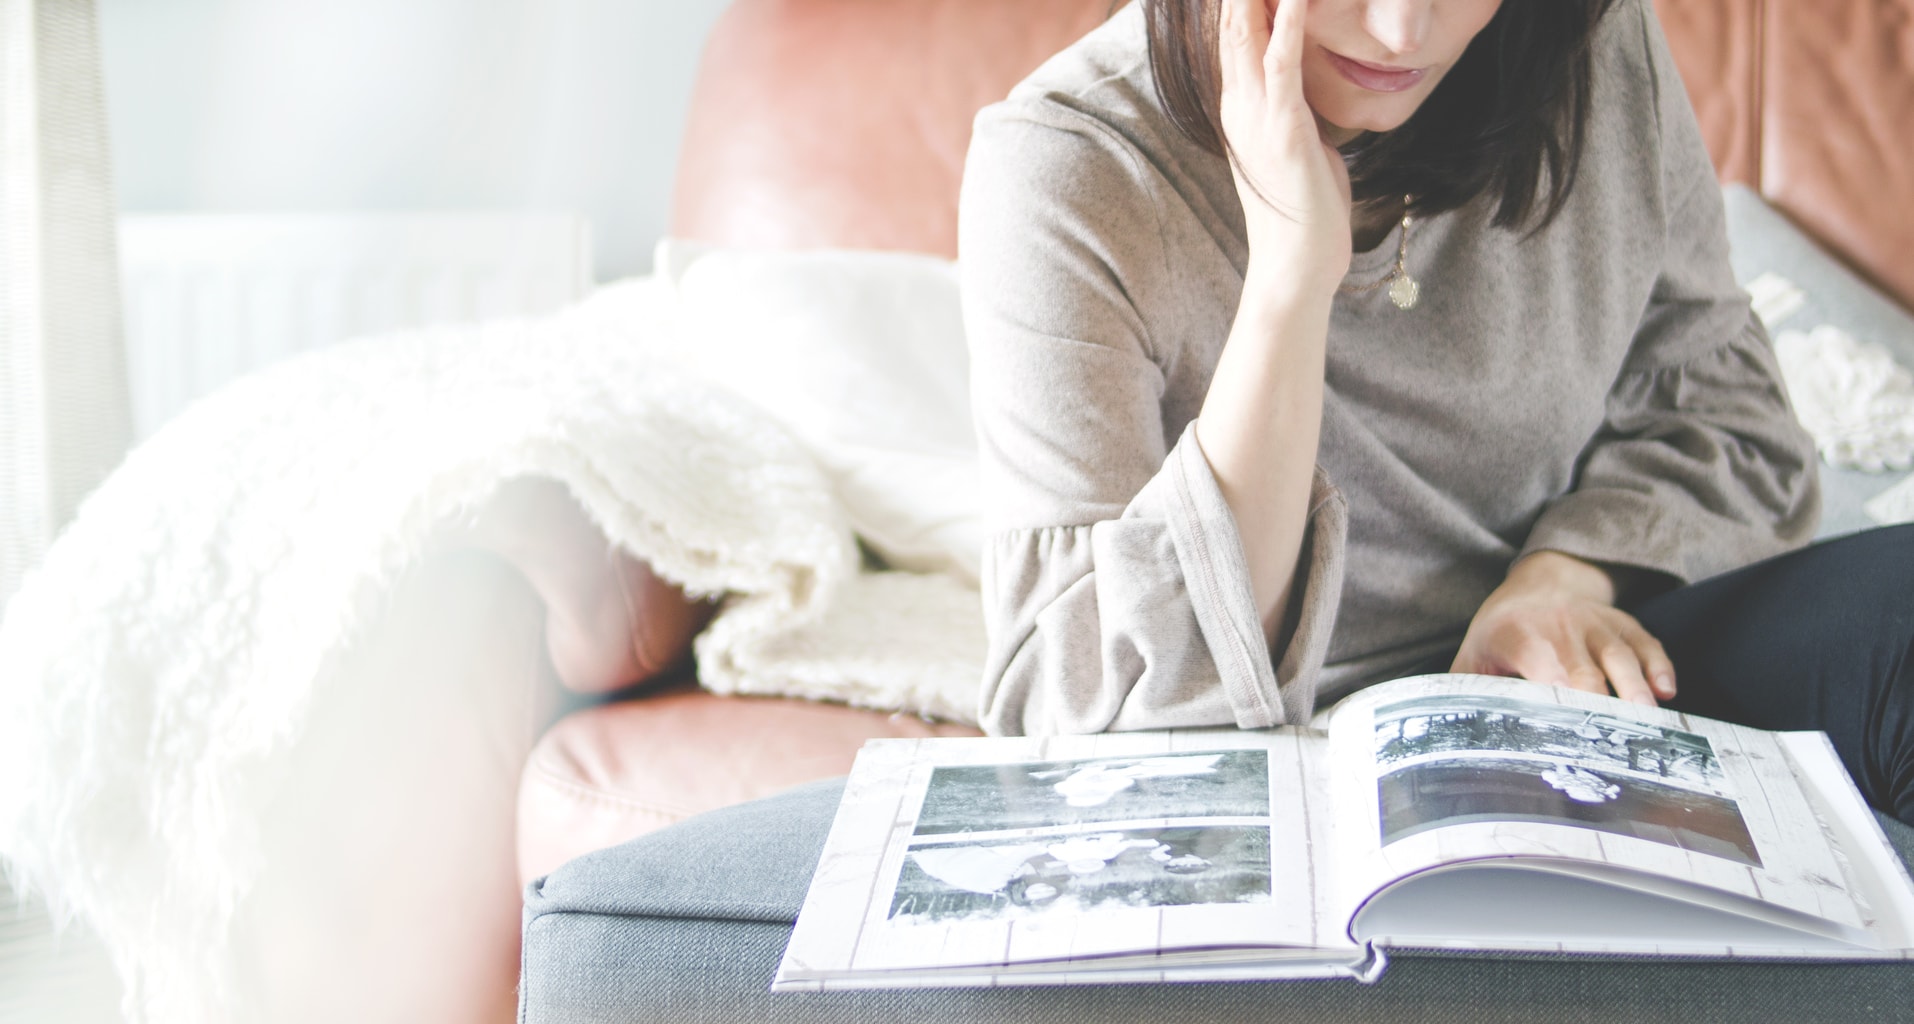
left=1338, top=195, right=1419, bottom=310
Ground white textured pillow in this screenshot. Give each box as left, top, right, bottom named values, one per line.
left=1722, top=185, right=1914, bottom=536
left=653, top=239, right=982, bottom=583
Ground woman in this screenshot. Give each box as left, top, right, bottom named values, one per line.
left=959, top=0, right=1912, bottom=822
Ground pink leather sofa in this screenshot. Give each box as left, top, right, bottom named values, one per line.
left=515, top=0, right=1914, bottom=892
left=513, top=0, right=1109, bottom=887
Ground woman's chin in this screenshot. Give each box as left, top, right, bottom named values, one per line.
left=1308, top=85, right=1430, bottom=143
left=1319, top=105, right=1416, bottom=140
left=1313, top=113, right=1365, bottom=148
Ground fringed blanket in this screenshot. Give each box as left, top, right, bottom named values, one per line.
left=0, top=272, right=984, bottom=1020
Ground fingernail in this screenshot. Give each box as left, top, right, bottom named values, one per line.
left=1629, top=693, right=1657, bottom=707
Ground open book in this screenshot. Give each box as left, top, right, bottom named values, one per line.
left=774, top=674, right=1914, bottom=990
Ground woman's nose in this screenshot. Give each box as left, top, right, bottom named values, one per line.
left=1362, top=0, right=1433, bottom=56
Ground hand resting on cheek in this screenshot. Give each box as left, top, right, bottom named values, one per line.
left=1218, top=0, right=1354, bottom=298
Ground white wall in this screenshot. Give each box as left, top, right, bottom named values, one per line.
left=98, top=0, right=732, bottom=282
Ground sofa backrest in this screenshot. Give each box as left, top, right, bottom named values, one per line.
left=667, top=0, right=1110, bottom=258
left=1654, top=0, right=1914, bottom=311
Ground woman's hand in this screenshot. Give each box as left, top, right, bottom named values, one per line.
left=1450, top=551, right=1678, bottom=706
left=1218, top=0, right=1353, bottom=299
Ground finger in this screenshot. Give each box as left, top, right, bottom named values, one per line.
left=1500, top=631, right=1578, bottom=692
left=1619, top=621, right=1678, bottom=700
left=1217, top=0, right=1271, bottom=102
left=1559, top=649, right=1611, bottom=697
left=1590, top=626, right=1657, bottom=707
left=1448, top=644, right=1508, bottom=679
left=1265, top=0, right=1308, bottom=91
left=1450, top=622, right=1525, bottom=678
left=1533, top=622, right=1612, bottom=697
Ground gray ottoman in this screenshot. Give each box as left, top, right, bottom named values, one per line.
left=520, top=778, right=1914, bottom=1023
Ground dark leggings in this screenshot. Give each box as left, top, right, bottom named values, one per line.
left=1618, top=523, right=1914, bottom=825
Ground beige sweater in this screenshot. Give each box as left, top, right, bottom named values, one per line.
left=958, top=0, right=1819, bottom=736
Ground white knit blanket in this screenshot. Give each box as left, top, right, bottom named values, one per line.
left=0, top=274, right=984, bottom=1021
left=1774, top=324, right=1914, bottom=473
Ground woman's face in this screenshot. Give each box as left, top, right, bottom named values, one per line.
left=1284, top=0, right=1506, bottom=146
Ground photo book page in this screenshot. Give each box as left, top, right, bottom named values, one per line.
left=777, top=674, right=1914, bottom=991
left=775, top=729, right=1375, bottom=990
left=1325, top=675, right=1900, bottom=952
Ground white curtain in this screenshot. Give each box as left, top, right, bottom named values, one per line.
left=0, top=0, right=131, bottom=610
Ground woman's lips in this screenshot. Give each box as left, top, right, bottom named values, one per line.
left=1324, top=50, right=1427, bottom=93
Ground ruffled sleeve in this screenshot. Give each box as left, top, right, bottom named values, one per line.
left=1522, top=323, right=1820, bottom=583
left=961, top=101, right=1347, bottom=737
left=1520, top=2, right=1819, bottom=583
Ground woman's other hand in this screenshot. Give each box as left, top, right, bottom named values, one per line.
left=1218, top=0, right=1353, bottom=300
left=1451, top=551, right=1678, bottom=707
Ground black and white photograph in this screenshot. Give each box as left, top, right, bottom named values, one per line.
left=913, top=750, right=1270, bottom=836
left=1373, top=694, right=1728, bottom=795
left=887, top=825, right=1272, bottom=926
left=1377, top=757, right=1762, bottom=867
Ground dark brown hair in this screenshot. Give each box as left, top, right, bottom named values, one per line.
left=1143, top=0, right=1621, bottom=229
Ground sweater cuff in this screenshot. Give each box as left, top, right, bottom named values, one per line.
left=1162, top=423, right=1347, bottom=727
left=1276, top=466, right=1347, bottom=721
left=1519, top=489, right=1691, bottom=586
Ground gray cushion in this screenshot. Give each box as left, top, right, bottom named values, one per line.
left=1721, top=184, right=1914, bottom=539
left=520, top=777, right=1914, bottom=1023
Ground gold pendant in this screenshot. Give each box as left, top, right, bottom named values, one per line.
left=1389, top=272, right=1420, bottom=310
